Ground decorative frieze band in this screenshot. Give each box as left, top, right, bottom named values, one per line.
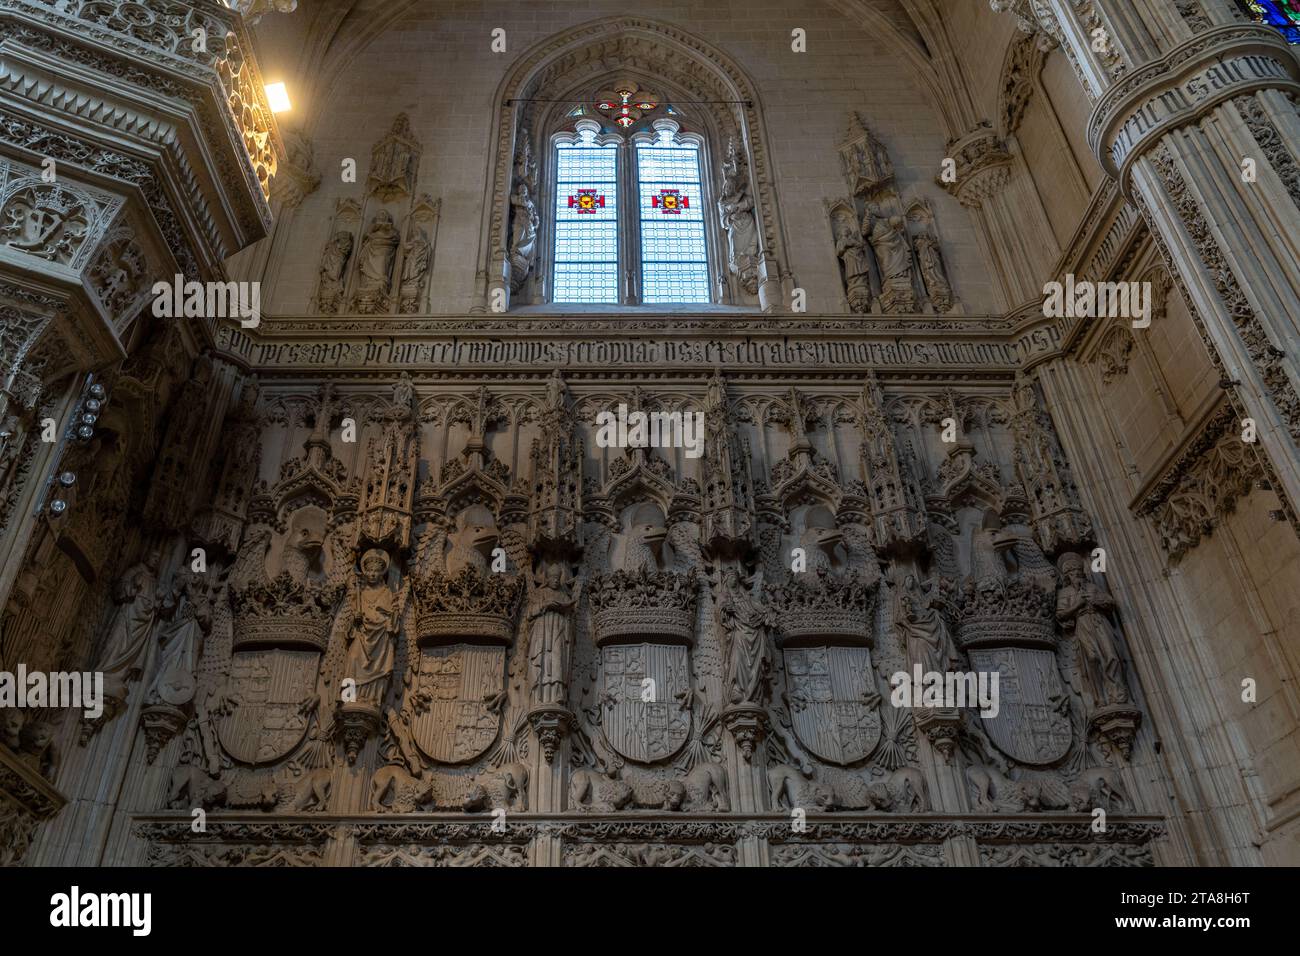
left=132, top=813, right=1165, bottom=867
left=216, top=319, right=1021, bottom=374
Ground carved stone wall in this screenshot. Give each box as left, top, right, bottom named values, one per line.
left=14, top=358, right=1166, bottom=867
left=6, top=0, right=1300, bottom=871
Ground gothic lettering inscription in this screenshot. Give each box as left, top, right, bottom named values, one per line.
left=216, top=331, right=1017, bottom=371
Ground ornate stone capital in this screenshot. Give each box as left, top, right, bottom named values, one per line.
left=938, top=125, right=1013, bottom=209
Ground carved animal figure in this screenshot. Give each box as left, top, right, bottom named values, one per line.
left=570, top=769, right=686, bottom=812
left=966, top=764, right=1031, bottom=812
left=797, top=507, right=842, bottom=575
left=768, top=762, right=835, bottom=811
left=1069, top=765, right=1129, bottom=811
left=168, top=765, right=226, bottom=810
left=371, top=763, right=436, bottom=812
left=281, top=767, right=332, bottom=812
left=224, top=772, right=280, bottom=810
left=681, top=761, right=730, bottom=811
left=867, top=767, right=931, bottom=812
left=623, top=503, right=668, bottom=574
left=281, top=508, right=327, bottom=582
left=462, top=761, right=529, bottom=812
left=445, top=505, right=499, bottom=577
left=569, top=768, right=634, bottom=812
left=629, top=776, right=686, bottom=810
left=966, top=764, right=1070, bottom=812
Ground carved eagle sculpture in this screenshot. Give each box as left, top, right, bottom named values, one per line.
left=279, top=506, right=328, bottom=583
left=445, top=504, right=500, bottom=577
left=622, top=503, right=668, bottom=574
left=797, top=506, right=842, bottom=576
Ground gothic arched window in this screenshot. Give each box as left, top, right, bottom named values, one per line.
left=546, top=92, right=715, bottom=306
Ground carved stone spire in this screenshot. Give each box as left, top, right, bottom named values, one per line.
left=357, top=374, right=419, bottom=551
left=858, top=372, right=927, bottom=557
left=527, top=369, right=583, bottom=557
left=1009, top=373, right=1093, bottom=555
left=700, top=370, right=755, bottom=561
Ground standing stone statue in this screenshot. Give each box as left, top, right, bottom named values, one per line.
left=317, top=231, right=353, bottom=314
left=344, top=549, right=403, bottom=708
left=718, top=569, right=774, bottom=706
left=718, top=138, right=759, bottom=294
left=92, top=548, right=165, bottom=716
left=0, top=407, right=23, bottom=498
left=398, top=226, right=431, bottom=314
left=833, top=210, right=871, bottom=313
left=526, top=564, right=577, bottom=707
left=392, top=370, right=415, bottom=416
left=895, top=573, right=957, bottom=675
left=913, top=232, right=953, bottom=312
left=1055, top=551, right=1129, bottom=710
left=509, top=181, right=539, bottom=292
left=864, top=203, right=915, bottom=313
left=353, top=211, right=400, bottom=313
left=148, top=572, right=213, bottom=710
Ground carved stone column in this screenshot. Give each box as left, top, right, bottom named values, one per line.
left=995, top=1, right=1300, bottom=529
left=0, top=0, right=282, bottom=862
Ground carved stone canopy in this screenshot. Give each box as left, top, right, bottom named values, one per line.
left=368, top=114, right=422, bottom=203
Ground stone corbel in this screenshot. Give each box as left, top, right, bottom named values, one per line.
left=270, top=128, right=321, bottom=210
left=937, top=125, right=1013, bottom=209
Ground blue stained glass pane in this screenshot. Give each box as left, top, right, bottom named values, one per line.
left=554, top=141, right=619, bottom=303
left=1235, top=0, right=1300, bottom=42
left=635, top=140, right=710, bottom=305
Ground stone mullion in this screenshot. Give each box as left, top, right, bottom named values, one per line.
left=959, top=177, right=1050, bottom=308
left=1190, top=100, right=1300, bottom=333
left=1031, top=356, right=1258, bottom=863
left=986, top=177, right=1057, bottom=303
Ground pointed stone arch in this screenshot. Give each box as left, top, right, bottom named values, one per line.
left=476, top=16, right=792, bottom=312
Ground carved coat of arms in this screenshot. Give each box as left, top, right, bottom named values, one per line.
left=216, top=648, right=319, bottom=765
left=967, top=645, right=1072, bottom=765
left=409, top=644, right=506, bottom=764
left=784, top=645, right=881, bottom=765
left=600, top=643, right=691, bottom=763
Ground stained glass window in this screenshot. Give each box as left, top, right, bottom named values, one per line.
left=635, top=129, right=709, bottom=304
left=553, top=133, right=619, bottom=304
left=1235, top=0, right=1300, bottom=42
left=596, top=87, right=659, bottom=129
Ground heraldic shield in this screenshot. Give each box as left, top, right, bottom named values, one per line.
left=409, top=644, right=506, bottom=764
left=968, top=646, right=1072, bottom=765
left=217, top=649, right=320, bottom=765
left=600, top=643, right=691, bottom=763
left=784, top=645, right=881, bottom=765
